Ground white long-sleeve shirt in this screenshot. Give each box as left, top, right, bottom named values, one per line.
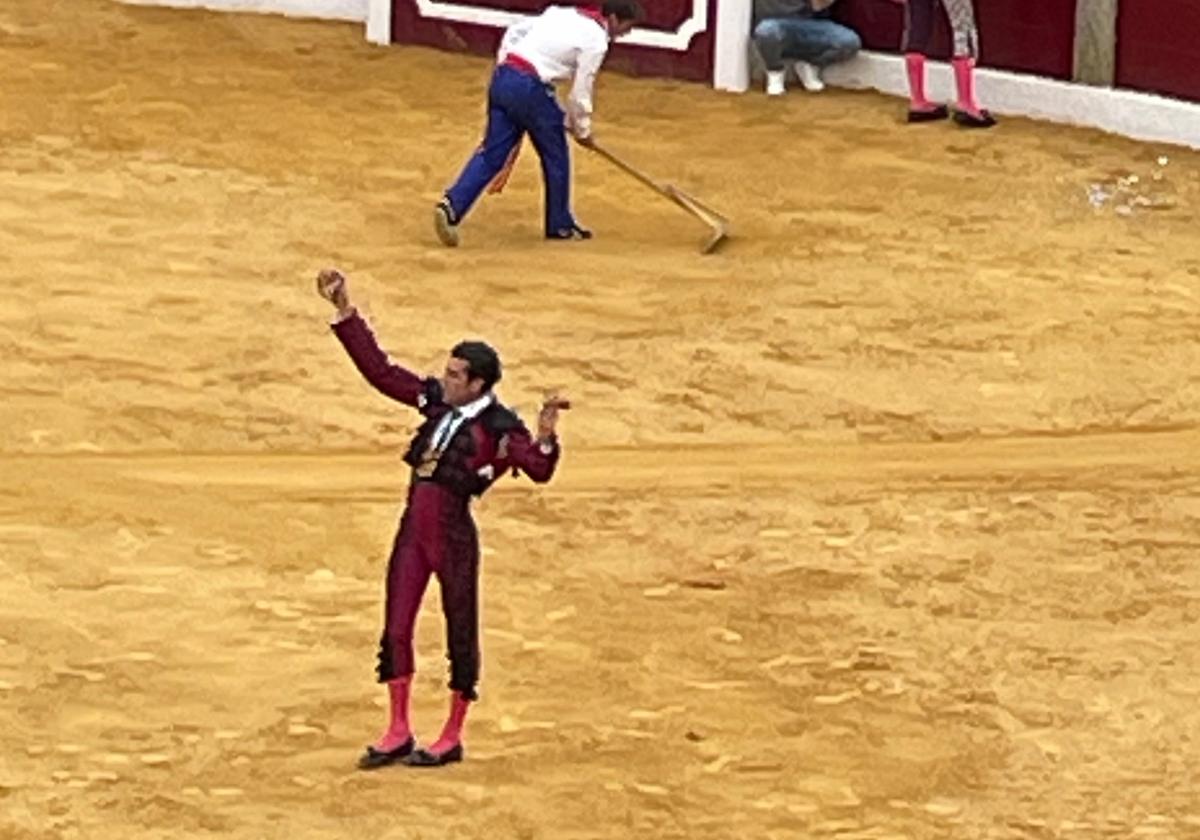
left=497, top=5, right=610, bottom=138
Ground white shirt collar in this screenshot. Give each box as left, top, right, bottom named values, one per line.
left=429, top=391, right=495, bottom=452
left=452, top=391, right=494, bottom=419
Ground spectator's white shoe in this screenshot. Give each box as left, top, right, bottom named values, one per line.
left=766, top=70, right=786, bottom=96
left=795, top=61, right=825, bottom=92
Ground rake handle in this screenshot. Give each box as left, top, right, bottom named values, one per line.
left=588, top=143, right=676, bottom=202
left=588, top=141, right=730, bottom=254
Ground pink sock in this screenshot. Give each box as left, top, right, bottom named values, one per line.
left=373, top=676, right=412, bottom=752
left=428, top=692, right=470, bottom=754
left=905, top=53, right=933, bottom=110
left=952, top=55, right=982, bottom=115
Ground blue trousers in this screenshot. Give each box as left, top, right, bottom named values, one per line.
left=753, top=18, right=861, bottom=71
left=444, top=65, right=577, bottom=236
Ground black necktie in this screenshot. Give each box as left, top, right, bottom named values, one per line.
left=433, top=410, right=461, bottom=451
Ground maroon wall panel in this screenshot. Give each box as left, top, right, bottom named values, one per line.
left=833, top=0, right=1078, bottom=80
left=1115, top=0, right=1200, bottom=102
left=392, top=0, right=716, bottom=83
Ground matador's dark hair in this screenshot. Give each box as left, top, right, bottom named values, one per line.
left=451, top=340, right=502, bottom=391
left=602, top=0, right=644, bottom=22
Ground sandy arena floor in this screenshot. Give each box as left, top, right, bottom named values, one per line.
left=3, top=1, right=1200, bottom=838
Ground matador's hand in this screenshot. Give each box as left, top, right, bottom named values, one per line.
left=537, top=394, right=571, bottom=442
left=316, top=268, right=350, bottom=310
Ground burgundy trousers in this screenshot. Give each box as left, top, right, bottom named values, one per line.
left=375, top=482, right=482, bottom=701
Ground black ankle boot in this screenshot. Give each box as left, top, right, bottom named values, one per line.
left=546, top=223, right=592, bottom=240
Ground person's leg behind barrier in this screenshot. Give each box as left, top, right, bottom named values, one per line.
left=787, top=19, right=861, bottom=91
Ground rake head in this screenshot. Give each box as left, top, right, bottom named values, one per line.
left=666, top=185, right=731, bottom=255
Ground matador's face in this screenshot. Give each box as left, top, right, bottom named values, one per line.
left=607, top=16, right=636, bottom=40
left=442, top=356, right=485, bottom=407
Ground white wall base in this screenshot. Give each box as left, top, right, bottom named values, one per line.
left=712, top=0, right=751, bottom=92
left=821, top=50, right=1200, bottom=152
left=116, top=0, right=368, bottom=23
left=366, top=0, right=390, bottom=43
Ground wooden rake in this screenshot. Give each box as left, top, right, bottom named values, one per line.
left=589, top=142, right=730, bottom=255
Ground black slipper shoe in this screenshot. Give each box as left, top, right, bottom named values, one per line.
left=953, top=109, right=997, bottom=129
left=357, top=737, right=415, bottom=770
left=403, top=743, right=464, bottom=767
left=907, top=104, right=949, bottom=123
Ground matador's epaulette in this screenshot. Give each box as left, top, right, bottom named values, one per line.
left=416, top=378, right=445, bottom=410
left=479, top=401, right=524, bottom=435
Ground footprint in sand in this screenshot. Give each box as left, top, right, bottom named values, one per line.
left=103, top=651, right=157, bottom=664
left=703, top=754, right=739, bottom=773
left=304, top=568, right=336, bottom=585
left=544, top=606, right=576, bottom=622
left=272, top=640, right=310, bottom=651
left=53, top=666, right=106, bottom=683
left=131, top=101, right=197, bottom=121
left=681, top=679, right=748, bottom=691
left=253, top=600, right=306, bottom=620
left=286, top=723, right=324, bottom=737
left=707, top=627, right=743, bottom=643
left=642, top=583, right=677, bottom=598
left=197, top=542, right=248, bottom=564
left=923, top=798, right=963, bottom=817
left=813, top=689, right=861, bottom=706
left=497, top=716, right=557, bottom=734
left=627, top=705, right=685, bottom=721
left=113, top=527, right=150, bottom=558
left=631, top=782, right=670, bottom=796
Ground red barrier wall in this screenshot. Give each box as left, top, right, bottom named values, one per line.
left=391, top=0, right=717, bottom=82
left=389, top=0, right=1200, bottom=107
left=1115, top=0, right=1200, bottom=103
left=832, top=0, right=1078, bottom=80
